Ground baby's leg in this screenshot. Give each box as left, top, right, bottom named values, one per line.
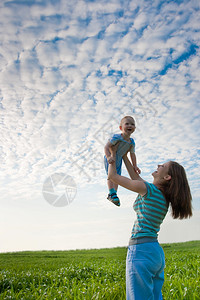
left=107, top=179, right=120, bottom=206
left=107, top=179, right=118, bottom=191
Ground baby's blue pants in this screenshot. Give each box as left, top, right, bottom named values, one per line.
left=126, top=242, right=165, bottom=300
left=104, top=155, right=122, bottom=175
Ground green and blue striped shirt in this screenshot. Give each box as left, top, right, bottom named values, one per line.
left=131, top=182, right=169, bottom=240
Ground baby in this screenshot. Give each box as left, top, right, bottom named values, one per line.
left=104, top=116, right=140, bottom=206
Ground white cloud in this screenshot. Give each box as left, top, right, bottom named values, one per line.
left=133, top=11, right=148, bottom=30
left=0, top=0, right=199, bottom=251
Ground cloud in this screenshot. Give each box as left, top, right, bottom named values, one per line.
left=0, top=0, right=200, bottom=251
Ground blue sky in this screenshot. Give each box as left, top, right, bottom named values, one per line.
left=0, top=0, right=200, bottom=252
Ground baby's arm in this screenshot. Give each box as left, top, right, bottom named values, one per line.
left=104, top=141, right=115, bottom=164
left=130, top=152, right=141, bottom=174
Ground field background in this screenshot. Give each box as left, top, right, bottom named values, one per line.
left=0, top=241, right=199, bottom=299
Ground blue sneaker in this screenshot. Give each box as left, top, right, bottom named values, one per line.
left=107, top=193, right=120, bottom=206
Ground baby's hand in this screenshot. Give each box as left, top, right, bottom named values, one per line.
left=134, top=166, right=141, bottom=174
left=107, top=156, right=115, bottom=164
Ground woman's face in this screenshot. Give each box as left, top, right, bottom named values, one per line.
left=152, top=161, right=171, bottom=181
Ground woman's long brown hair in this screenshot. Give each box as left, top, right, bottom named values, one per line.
left=160, top=161, right=192, bottom=219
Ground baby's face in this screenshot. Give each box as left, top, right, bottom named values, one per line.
left=120, top=118, right=136, bottom=135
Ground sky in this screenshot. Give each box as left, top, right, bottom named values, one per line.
left=0, top=0, right=200, bottom=252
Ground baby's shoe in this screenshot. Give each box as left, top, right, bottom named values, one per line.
left=107, top=193, right=120, bottom=206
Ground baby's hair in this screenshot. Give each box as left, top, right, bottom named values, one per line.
left=120, top=116, right=135, bottom=126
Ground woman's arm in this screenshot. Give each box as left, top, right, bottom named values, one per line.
left=104, top=141, right=115, bottom=163
left=123, top=154, right=144, bottom=181
left=108, top=158, right=147, bottom=196
left=130, top=152, right=141, bottom=174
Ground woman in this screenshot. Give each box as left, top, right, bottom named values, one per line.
left=108, top=150, right=192, bottom=300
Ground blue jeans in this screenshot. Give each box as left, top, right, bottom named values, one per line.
left=126, top=242, right=165, bottom=300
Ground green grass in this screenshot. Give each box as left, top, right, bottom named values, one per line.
left=0, top=241, right=199, bottom=299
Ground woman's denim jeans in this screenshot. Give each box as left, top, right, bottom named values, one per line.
left=126, top=242, right=165, bottom=300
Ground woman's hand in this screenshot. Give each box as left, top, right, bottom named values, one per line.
left=123, top=154, right=144, bottom=181
left=107, top=156, right=115, bottom=164
left=134, top=166, right=141, bottom=174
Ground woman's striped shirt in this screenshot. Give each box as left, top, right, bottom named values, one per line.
left=130, top=181, right=169, bottom=240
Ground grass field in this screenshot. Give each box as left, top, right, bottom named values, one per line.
left=0, top=240, right=199, bottom=299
